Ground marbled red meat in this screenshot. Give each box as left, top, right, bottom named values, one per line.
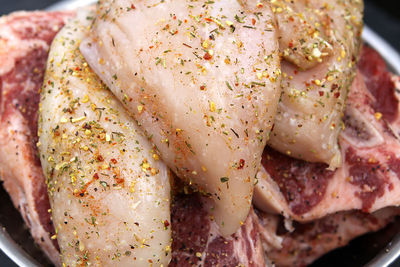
left=358, top=46, right=399, bottom=122
left=0, top=11, right=74, bottom=265
left=0, top=10, right=266, bottom=267
left=170, top=193, right=265, bottom=267
left=257, top=207, right=400, bottom=267
left=255, top=46, right=400, bottom=221
left=261, top=149, right=335, bottom=215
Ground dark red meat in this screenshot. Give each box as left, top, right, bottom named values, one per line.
left=0, top=11, right=74, bottom=265
left=170, top=193, right=265, bottom=267
left=255, top=46, right=400, bottom=221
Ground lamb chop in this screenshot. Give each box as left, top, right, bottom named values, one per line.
left=0, top=10, right=74, bottom=265
left=255, top=46, right=400, bottom=221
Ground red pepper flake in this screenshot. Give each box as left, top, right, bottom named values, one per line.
left=200, top=85, right=206, bottom=90
left=74, top=173, right=99, bottom=197
left=203, top=52, right=212, bottom=60
left=205, top=18, right=213, bottom=22
left=97, top=155, right=104, bottom=162
left=173, top=15, right=176, bottom=20
left=238, top=159, right=245, bottom=169
left=131, top=4, right=136, bottom=9
left=164, top=220, right=170, bottom=227
left=294, top=70, right=298, bottom=75
left=334, top=92, right=341, bottom=98
left=111, top=158, right=118, bottom=164
left=319, top=91, right=324, bottom=96
left=331, top=83, right=339, bottom=90
left=115, top=177, right=125, bottom=185
left=251, top=18, right=256, bottom=25
left=288, top=41, right=294, bottom=48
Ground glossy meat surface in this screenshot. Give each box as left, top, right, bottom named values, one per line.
left=258, top=207, right=399, bottom=267
left=268, top=0, right=364, bottom=167
left=255, top=47, right=400, bottom=221
left=0, top=11, right=73, bottom=265
left=38, top=10, right=171, bottom=266
left=81, top=0, right=281, bottom=236
left=170, top=192, right=265, bottom=267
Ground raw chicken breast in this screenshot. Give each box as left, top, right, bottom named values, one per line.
left=81, top=0, right=281, bottom=236
left=38, top=10, right=171, bottom=266
left=268, top=0, right=364, bottom=167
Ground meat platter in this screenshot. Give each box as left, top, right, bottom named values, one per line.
left=1, top=0, right=400, bottom=266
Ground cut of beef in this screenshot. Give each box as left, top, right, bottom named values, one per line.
left=254, top=46, right=400, bottom=221
left=170, top=193, right=265, bottom=267
left=0, top=11, right=74, bottom=265
left=257, top=207, right=400, bottom=267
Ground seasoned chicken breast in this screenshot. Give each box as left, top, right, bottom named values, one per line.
left=268, top=0, right=363, bottom=168
left=38, top=10, right=171, bottom=266
left=81, top=0, right=281, bottom=236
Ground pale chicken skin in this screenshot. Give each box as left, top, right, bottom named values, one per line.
left=268, top=0, right=364, bottom=167
left=81, top=0, right=281, bottom=236
left=38, top=10, right=171, bottom=266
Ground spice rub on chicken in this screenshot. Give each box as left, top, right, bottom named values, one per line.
left=0, top=11, right=269, bottom=267
left=268, top=0, right=364, bottom=168
left=38, top=10, right=171, bottom=266
left=81, top=0, right=281, bottom=236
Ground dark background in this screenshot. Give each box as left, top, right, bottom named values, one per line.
left=1, top=0, right=400, bottom=266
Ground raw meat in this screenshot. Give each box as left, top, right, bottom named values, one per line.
left=267, top=0, right=364, bottom=167
left=38, top=10, right=172, bottom=266
left=0, top=10, right=270, bottom=267
left=258, top=207, right=400, bottom=267
left=0, top=10, right=74, bottom=265
left=80, top=0, right=281, bottom=236
left=255, top=46, right=400, bottom=221
left=170, top=192, right=265, bottom=267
